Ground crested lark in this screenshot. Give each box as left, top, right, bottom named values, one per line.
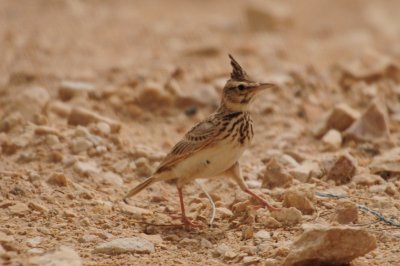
left=124, top=55, right=278, bottom=228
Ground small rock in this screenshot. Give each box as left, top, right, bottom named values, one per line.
left=112, top=159, right=130, bottom=173
left=135, top=157, right=153, bottom=177
left=246, top=0, right=291, bottom=31
left=264, top=258, right=279, bottom=266
left=94, top=237, right=155, bottom=254
left=335, top=200, right=358, bottom=224
left=71, top=137, right=93, bottom=153
left=242, top=256, right=260, bottom=265
left=47, top=172, right=68, bottom=186
left=119, top=203, right=152, bottom=219
left=321, top=129, right=342, bottom=149
left=136, top=81, right=174, bottom=110
left=26, top=237, right=42, bottom=247
left=369, top=148, right=400, bottom=176
left=101, top=171, right=123, bottom=186
left=214, top=243, right=232, bottom=257
left=283, top=225, right=377, bottom=266
left=78, top=234, right=100, bottom=243
left=271, top=207, right=302, bottom=226
left=315, top=104, right=360, bottom=137
left=138, top=234, right=163, bottom=245
left=28, top=201, right=49, bottom=213
left=352, top=173, right=385, bottom=186
left=262, top=158, right=292, bottom=188
left=12, top=86, right=50, bottom=120
left=45, top=134, right=60, bottom=146
left=179, top=238, right=198, bottom=246
left=254, top=230, right=270, bottom=240
left=216, top=207, right=233, bottom=219
left=0, top=231, right=14, bottom=242
left=369, top=184, right=387, bottom=193
left=9, top=202, right=29, bottom=216
left=29, top=246, right=82, bottom=266
left=242, top=226, right=254, bottom=240
left=68, top=107, right=121, bottom=133
left=200, top=238, right=213, bottom=249
left=259, top=216, right=282, bottom=228
left=73, top=161, right=100, bottom=177
left=28, top=248, right=45, bottom=255
left=63, top=209, right=77, bottom=218
left=58, top=80, right=94, bottom=101
left=344, top=100, right=389, bottom=141
left=96, top=122, right=111, bottom=135
left=289, top=161, right=321, bottom=183
left=326, top=154, right=357, bottom=185
left=283, top=190, right=315, bottom=215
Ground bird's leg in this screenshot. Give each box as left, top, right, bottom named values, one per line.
left=177, top=186, right=202, bottom=229
left=227, top=162, right=279, bottom=212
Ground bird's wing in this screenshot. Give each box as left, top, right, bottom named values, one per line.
left=155, top=116, right=221, bottom=173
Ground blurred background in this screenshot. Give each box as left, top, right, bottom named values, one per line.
left=1, top=1, right=400, bottom=265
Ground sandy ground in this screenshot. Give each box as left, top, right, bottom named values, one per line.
left=1, top=0, right=400, bottom=265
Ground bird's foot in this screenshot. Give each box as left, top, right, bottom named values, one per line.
left=181, top=216, right=203, bottom=230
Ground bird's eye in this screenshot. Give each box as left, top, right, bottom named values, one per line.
left=238, top=84, right=245, bottom=91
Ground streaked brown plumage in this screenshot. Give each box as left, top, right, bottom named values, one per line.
left=124, top=54, right=278, bottom=228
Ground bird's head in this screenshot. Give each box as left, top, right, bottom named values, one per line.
left=221, top=54, right=276, bottom=112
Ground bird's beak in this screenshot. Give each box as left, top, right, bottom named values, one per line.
left=250, top=82, right=278, bottom=92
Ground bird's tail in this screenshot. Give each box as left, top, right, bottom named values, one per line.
left=123, top=176, right=156, bottom=202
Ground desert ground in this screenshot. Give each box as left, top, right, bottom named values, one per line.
left=1, top=0, right=400, bottom=265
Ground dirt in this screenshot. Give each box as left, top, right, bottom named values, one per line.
left=1, top=0, right=400, bottom=265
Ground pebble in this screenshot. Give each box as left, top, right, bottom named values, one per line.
left=200, top=238, right=213, bottom=249
left=262, top=157, right=292, bottom=188
left=216, top=207, right=233, bottom=219
left=271, top=207, right=302, bottom=226
left=101, top=171, right=123, bottom=186
left=258, top=215, right=282, bottom=228
left=58, top=80, right=94, bottom=101
left=283, top=225, right=376, bottom=266
left=179, top=238, right=198, bottom=246
left=119, top=203, right=152, bottom=219
left=47, top=172, right=68, bottom=186
left=135, top=157, right=153, bottom=177
left=315, top=103, right=360, bottom=137
left=78, top=234, right=100, bottom=243
left=352, top=173, right=385, bottom=186
left=322, top=129, right=342, bottom=149
left=29, top=246, right=82, bottom=266
left=335, top=200, right=358, bottom=224
left=73, top=161, right=100, bottom=177
left=26, top=236, right=43, bottom=247
left=326, top=154, right=357, bottom=185
left=9, top=202, right=29, bottom=216
left=264, top=258, right=279, bottom=266
left=93, top=237, right=155, bottom=254
left=96, top=122, right=111, bottom=135
left=289, top=161, right=321, bottom=183
left=283, top=189, right=315, bottom=214
left=345, top=100, right=389, bottom=141
left=254, top=230, right=270, bottom=240
left=0, top=231, right=14, bottom=242
left=71, top=137, right=93, bottom=153
left=246, top=0, right=291, bottom=31
left=28, top=201, right=49, bottom=213
left=45, top=134, right=60, bottom=146
left=242, top=225, right=254, bottom=240
left=242, top=256, right=260, bottom=265
left=68, top=107, right=121, bottom=133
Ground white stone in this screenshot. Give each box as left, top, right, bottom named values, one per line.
left=93, top=237, right=155, bottom=254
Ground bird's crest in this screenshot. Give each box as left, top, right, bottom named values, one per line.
left=229, top=54, right=250, bottom=81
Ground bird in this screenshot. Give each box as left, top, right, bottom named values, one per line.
left=124, top=54, right=278, bottom=228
